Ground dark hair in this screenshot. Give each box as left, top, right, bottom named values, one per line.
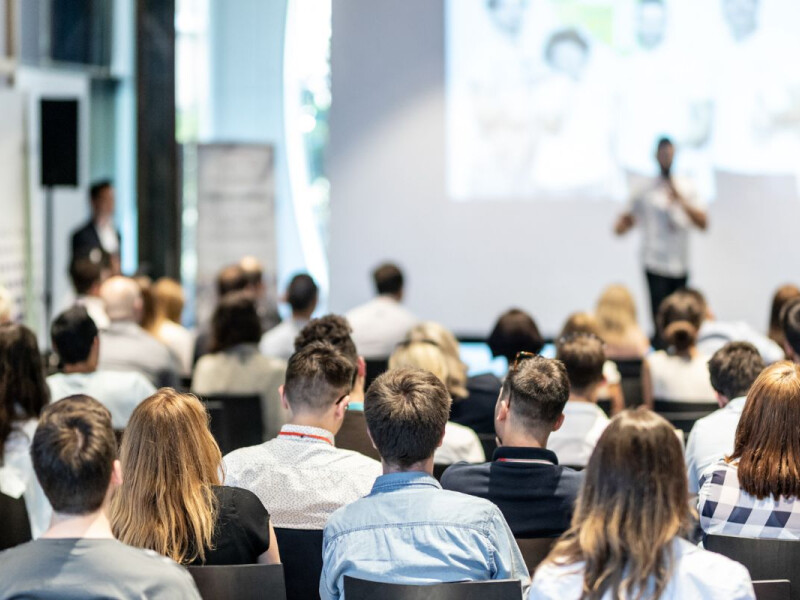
left=32, top=395, right=117, bottom=514
left=656, top=136, right=673, bottom=150
left=295, top=315, right=359, bottom=368
left=708, top=342, right=764, bottom=400
left=501, top=355, right=569, bottom=430
left=781, top=297, right=800, bottom=358
left=769, top=285, right=800, bottom=349
left=0, top=324, right=50, bottom=463
left=544, top=28, right=589, bottom=63
left=69, top=257, right=103, bottom=296
left=557, top=335, right=606, bottom=391
left=284, top=341, right=356, bottom=412
left=209, top=291, right=262, bottom=353
left=52, top=306, right=99, bottom=366
left=90, top=180, right=112, bottom=202
left=287, top=273, right=318, bottom=313
left=657, top=290, right=705, bottom=352
left=487, top=308, right=545, bottom=364
left=373, top=263, right=404, bottom=296
left=216, top=264, right=249, bottom=298
left=365, top=368, right=451, bottom=467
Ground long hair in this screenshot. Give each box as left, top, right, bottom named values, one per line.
left=406, top=322, right=468, bottom=399
left=111, top=389, right=221, bottom=564
left=729, top=361, right=800, bottom=500
left=389, top=341, right=451, bottom=390
left=543, top=409, right=691, bottom=600
left=657, top=291, right=704, bottom=354
left=595, top=285, right=639, bottom=346
left=768, top=284, right=800, bottom=349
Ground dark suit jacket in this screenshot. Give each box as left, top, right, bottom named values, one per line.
left=71, top=220, right=121, bottom=261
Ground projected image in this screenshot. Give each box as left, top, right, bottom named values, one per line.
left=446, top=0, right=800, bottom=201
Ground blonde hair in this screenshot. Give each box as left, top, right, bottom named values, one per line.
left=389, top=341, right=450, bottom=391
left=560, top=312, right=602, bottom=339
left=406, top=322, right=468, bottom=399
left=595, top=285, right=639, bottom=346
left=111, top=389, right=221, bottom=565
left=153, top=277, right=185, bottom=324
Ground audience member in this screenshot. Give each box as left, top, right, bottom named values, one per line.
left=685, top=342, right=764, bottom=494
left=97, top=276, right=179, bottom=388
left=240, top=255, right=282, bottom=333
left=389, top=340, right=485, bottom=464
left=71, top=180, right=121, bottom=274
left=223, top=342, right=382, bottom=529
left=320, top=368, right=529, bottom=598
left=150, top=277, right=194, bottom=376
left=0, top=324, right=51, bottom=538
left=781, top=297, right=800, bottom=362
left=68, top=257, right=110, bottom=330
left=442, top=353, right=582, bottom=538
left=192, top=292, right=287, bottom=440
left=193, top=263, right=251, bottom=364
left=699, top=361, right=800, bottom=540
left=529, top=409, right=755, bottom=600
left=48, top=306, right=155, bottom=429
left=134, top=275, right=157, bottom=333
left=346, top=262, right=418, bottom=359
left=768, top=284, right=800, bottom=351
left=548, top=334, right=610, bottom=467
left=260, top=273, right=319, bottom=360
left=642, top=290, right=716, bottom=405
left=594, top=284, right=650, bottom=359
left=112, top=389, right=279, bottom=565
left=487, top=308, right=546, bottom=369
left=0, top=395, right=200, bottom=599
left=0, top=285, right=12, bottom=324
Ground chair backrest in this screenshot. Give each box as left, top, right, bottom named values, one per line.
left=0, top=492, right=32, bottom=550
left=336, top=410, right=381, bottom=461
left=614, top=359, right=644, bottom=408
left=515, top=537, right=556, bottom=573
left=186, top=564, right=287, bottom=600
left=274, top=528, right=324, bottom=600
left=201, top=394, right=263, bottom=456
left=364, top=358, right=389, bottom=390
left=477, top=433, right=498, bottom=462
left=753, top=580, right=792, bottom=600
left=432, top=463, right=449, bottom=482
left=654, top=400, right=718, bottom=434
left=705, top=535, right=800, bottom=600
left=343, top=577, right=522, bottom=600
left=596, top=399, right=612, bottom=417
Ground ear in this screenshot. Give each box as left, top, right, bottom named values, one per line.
left=334, top=394, right=349, bottom=421
left=92, top=336, right=100, bottom=353
left=716, top=392, right=727, bottom=409
left=279, top=385, right=290, bottom=412
left=552, top=413, right=565, bottom=432
left=110, top=459, right=123, bottom=487
left=436, top=428, right=445, bottom=449
left=495, top=397, right=510, bottom=424
left=357, top=356, right=366, bottom=379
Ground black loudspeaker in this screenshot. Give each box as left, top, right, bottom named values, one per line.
left=40, top=99, right=79, bottom=187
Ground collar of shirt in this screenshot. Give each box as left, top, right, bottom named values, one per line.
left=563, top=400, right=607, bottom=417
left=726, top=396, right=747, bottom=413
left=492, top=446, right=559, bottom=464
left=369, top=471, right=441, bottom=495
left=278, top=424, right=335, bottom=445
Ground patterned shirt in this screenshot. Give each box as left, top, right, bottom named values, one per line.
left=698, top=459, right=800, bottom=540
left=222, top=424, right=383, bottom=529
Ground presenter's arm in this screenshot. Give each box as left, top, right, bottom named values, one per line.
left=668, top=181, right=708, bottom=230
left=614, top=212, right=635, bottom=236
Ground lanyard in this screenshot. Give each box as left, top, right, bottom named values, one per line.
left=278, top=431, right=334, bottom=446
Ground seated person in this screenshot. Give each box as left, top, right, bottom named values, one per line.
left=260, top=273, right=319, bottom=360
left=193, top=264, right=250, bottom=364
left=782, top=297, right=800, bottom=363
left=149, top=278, right=195, bottom=377
left=69, top=257, right=110, bottom=330
left=320, top=368, right=529, bottom=599
left=0, top=395, right=200, bottom=599
left=685, top=342, right=764, bottom=494
left=442, top=353, right=582, bottom=538
left=768, top=284, right=800, bottom=351
left=48, top=306, right=155, bottom=429
left=111, top=389, right=279, bottom=565
left=547, top=334, right=610, bottom=467
left=699, top=362, right=800, bottom=539
left=529, top=409, right=754, bottom=599
left=594, top=284, right=651, bottom=360
left=223, top=342, right=382, bottom=529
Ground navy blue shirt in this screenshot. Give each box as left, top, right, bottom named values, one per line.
left=441, top=446, right=583, bottom=538
left=450, top=373, right=503, bottom=435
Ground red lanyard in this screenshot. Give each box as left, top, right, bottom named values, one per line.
left=278, top=431, right=334, bottom=446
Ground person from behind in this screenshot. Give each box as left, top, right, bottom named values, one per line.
left=685, top=342, right=764, bottom=494
left=149, top=278, right=195, bottom=377
left=0, top=395, right=201, bottom=599
left=346, top=262, right=418, bottom=359
left=68, top=257, right=110, bottom=330
left=781, top=297, right=800, bottom=363
left=487, top=308, right=546, bottom=372
left=111, top=389, right=279, bottom=565
left=0, top=285, right=12, bottom=324
left=529, top=409, right=755, bottom=600
left=769, top=284, right=800, bottom=351
left=193, top=263, right=251, bottom=364
left=240, top=255, right=282, bottom=333
left=223, top=342, right=382, bottom=529
left=71, top=180, right=121, bottom=274
left=699, top=362, right=800, bottom=540
left=442, top=353, right=582, bottom=538
left=594, top=284, right=650, bottom=359
left=260, top=273, right=319, bottom=360
left=0, top=324, right=51, bottom=538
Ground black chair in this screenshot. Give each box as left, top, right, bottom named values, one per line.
left=0, top=492, right=32, bottom=550
left=753, top=580, right=792, bottom=600
left=336, top=410, right=380, bottom=461
left=614, top=359, right=644, bottom=408
left=186, top=564, right=286, bottom=600
left=477, top=433, right=498, bottom=461
left=433, top=463, right=449, bottom=481
left=201, top=394, right=263, bottom=456
left=364, top=358, right=389, bottom=390
left=515, top=537, right=556, bottom=573
left=654, top=399, right=718, bottom=434
left=274, top=528, right=324, bottom=600
left=705, top=535, right=800, bottom=600
left=179, top=375, right=193, bottom=392
left=344, top=576, right=522, bottom=600
left=596, top=399, right=612, bottom=417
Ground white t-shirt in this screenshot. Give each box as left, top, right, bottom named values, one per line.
left=547, top=401, right=609, bottom=467
left=434, top=422, right=485, bottom=465
left=259, top=318, right=308, bottom=361
left=685, top=397, right=745, bottom=494
left=155, top=320, right=195, bottom=377
left=346, top=296, right=418, bottom=359
left=647, top=350, right=716, bottom=403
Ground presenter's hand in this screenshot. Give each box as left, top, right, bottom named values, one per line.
left=614, top=213, right=634, bottom=236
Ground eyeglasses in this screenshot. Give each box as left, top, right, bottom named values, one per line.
left=510, top=350, right=537, bottom=373
left=335, top=392, right=350, bottom=406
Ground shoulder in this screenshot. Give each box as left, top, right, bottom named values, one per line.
left=440, top=461, right=489, bottom=490
left=333, top=447, right=383, bottom=473
left=223, top=443, right=268, bottom=472
left=215, top=485, right=269, bottom=518
left=556, top=466, right=585, bottom=492
left=672, top=539, right=753, bottom=595
left=529, top=560, right=585, bottom=597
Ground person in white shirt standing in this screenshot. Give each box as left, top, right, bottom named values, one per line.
left=346, top=263, right=418, bottom=359
left=614, top=137, right=708, bottom=340
left=260, top=273, right=319, bottom=360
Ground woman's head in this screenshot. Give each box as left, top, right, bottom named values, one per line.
left=389, top=340, right=450, bottom=391
left=560, top=311, right=602, bottom=339
left=768, top=284, right=800, bottom=348
left=209, top=291, right=262, bottom=353
left=406, top=322, right=468, bottom=399
left=730, top=361, right=800, bottom=500
left=596, top=285, right=639, bottom=340
left=487, top=308, right=545, bottom=365
left=657, top=290, right=705, bottom=353
left=111, top=389, right=221, bottom=564
left=153, top=277, right=185, bottom=324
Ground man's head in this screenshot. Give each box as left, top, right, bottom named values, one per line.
left=556, top=334, right=606, bottom=398
left=89, top=180, right=115, bottom=223
left=287, top=273, right=319, bottom=318
left=31, top=395, right=121, bottom=515
left=637, top=0, right=667, bottom=50
left=216, top=264, right=249, bottom=298
left=153, top=277, right=185, bottom=324
left=544, top=28, right=589, bottom=80
left=294, top=315, right=364, bottom=397
left=99, top=276, right=142, bottom=322
left=487, top=308, right=545, bottom=365
left=373, top=263, right=405, bottom=299
left=708, top=342, right=765, bottom=406
left=69, top=257, right=104, bottom=297
left=656, top=137, right=675, bottom=176
left=365, top=368, right=451, bottom=469
left=723, top=0, right=758, bottom=41
left=782, top=297, right=800, bottom=362
left=239, top=256, right=266, bottom=297
left=52, top=306, right=99, bottom=369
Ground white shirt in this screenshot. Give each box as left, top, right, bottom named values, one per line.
left=346, top=296, right=418, bottom=359
left=223, top=424, right=383, bottom=529
left=94, top=220, right=119, bottom=254
left=155, top=320, right=195, bottom=377
left=647, top=350, right=716, bottom=403
left=685, top=397, right=744, bottom=494
left=697, top=321, right=785, bottom=365
left=76, top=296, right=110, bottom=331
left=259, top=318, right=308, bottom=360
left=434, top=422, right=485, bottom=465
left=47, top=371, right=156, bottom=430
left=528, top=537, right=754, bottom=600
left=547, top=401, right=609, bottom=467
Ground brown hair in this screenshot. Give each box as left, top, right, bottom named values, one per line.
left=544, top=409, right=691, bottom=599
left=769, top=284, right=800, bottom=349
left=111, top=389, right=221, bottom=564
left=134, top=275, right=157, bottom=333
left=209, top=291, right=262, bottom=353
left=781, top=297, right=800, bottom=358
left=373, top=263, right=404, bottom=296
left=365, top=368, right=451, bottom=467
left=556, top=335, right=606, bottom=392
left=153, top=277, right=185, bottom=324
left=729, top=362, right=800, bottom=500
left=285, top=341, right=356, bottom=412
left=560, top=312, right=602, bottom=339
left=501, top=355, right=569, bottom=430
left=708, top=342, right=764, bottom=400
left=487, top=308, right=545, bottom=364
left=657, top=290, right=704, bottom=353
left=294, top=315, right=359, bottom=368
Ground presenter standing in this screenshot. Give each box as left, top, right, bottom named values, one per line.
left=614, top=138, right=708, bottom=339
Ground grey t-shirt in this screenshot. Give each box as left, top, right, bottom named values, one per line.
left=0, top=538, right=201, bottom=599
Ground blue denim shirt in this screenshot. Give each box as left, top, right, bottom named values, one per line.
left=320, top=471, right=530, bottom=599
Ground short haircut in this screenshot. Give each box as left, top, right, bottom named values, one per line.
left=294, top=315, right=359, bottom=368
left=90, top=180, right=112, bottom=202
left=501, top=355, right=570, bottom=429
left=209, top=291, right=262, bottom=353
left=216, top=264, right=249, bottom=298
left=287, top=273, right=318, bottom=312
left=782, top=297, right=800, bottom=357
left=373, top=263, right=404, bottom=296
left=365, top=368, right=451, bottom=467
left=487, top=308, right=545, bottom=364
left=69, top=257, right=103, bottom=295
left=152, top=278, right=185, bottom=323
left=284, top=341, right=356, bottom=411
left=708, top=342, right=764, bottom=400
left=556, top=335, right=606, bottom=391
left=544, top=28, right=588, bottom=63
left=657, top=136, right=673, bottom=150
left=32, top=395, right=117, bottom=514
left=52, top=306, right=98, bottom=366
